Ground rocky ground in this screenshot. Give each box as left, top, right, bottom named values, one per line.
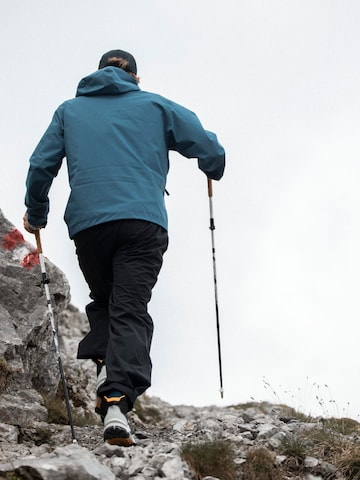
left=1, top=210, right=360, bottom=479
left=1, top=392, right=360, bottom=479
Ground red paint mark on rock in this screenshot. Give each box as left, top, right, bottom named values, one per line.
left=21, top=251, right=40, bottom=270
left=2, top=229, right=25, bottom=250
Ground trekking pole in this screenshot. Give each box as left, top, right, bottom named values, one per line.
left=207, top=178, right=224, bottom=398
left=35, top=230, right=77, bottom=443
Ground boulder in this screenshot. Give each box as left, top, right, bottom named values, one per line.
left=0, top=444, right=115, bottom=480
left=0, top=209, right=71, bottom=425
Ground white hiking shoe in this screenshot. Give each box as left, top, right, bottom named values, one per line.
left=95, top=362, right=135, bottom=446
left=103, top=402, right=135, bottom=447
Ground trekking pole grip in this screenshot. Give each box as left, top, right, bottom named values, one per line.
left=35, top=230, right=43, bottom=254
left=207, top=177, right=213, bottom=198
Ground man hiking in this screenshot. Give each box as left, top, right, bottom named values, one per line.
left=24, top=49, right=225, bottom=446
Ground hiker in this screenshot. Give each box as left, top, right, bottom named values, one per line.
left=23, top=49, right=225, bottom=446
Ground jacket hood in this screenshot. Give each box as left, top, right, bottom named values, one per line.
left=76, top=67, right=140, bottom=97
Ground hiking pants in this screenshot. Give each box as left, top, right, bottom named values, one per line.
left=74, top=219, right=168, bottom=408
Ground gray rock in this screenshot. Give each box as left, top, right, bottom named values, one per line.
left=0, top=421, right=18, bottom=443
left=304, top=456, right=320, bottom=468
left=0, top=210, right=357, bottom=480
left=0, top=390, right=47, bottom=426
left=0, top=209, right=71, bottom=412
left=173, top=419, right=188, bottom=432
left=0, top=444, right=115, bottom=480
left=160, top=456, right=187, bottom=479
left=257, top=422, right=278, bottom=437
left=127, top=448, right=148, bottom=476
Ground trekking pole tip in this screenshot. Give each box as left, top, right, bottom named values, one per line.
left=220, top=388, right=224, bottom=399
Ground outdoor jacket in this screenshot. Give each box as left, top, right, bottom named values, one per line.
left=25, top=67, right=225, bottom=238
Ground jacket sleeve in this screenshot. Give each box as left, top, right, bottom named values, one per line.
left=166, top=102, right=225, bottom=180
left=25, top=106, right=65, bottom=227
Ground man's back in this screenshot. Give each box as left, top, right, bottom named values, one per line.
left=27, top=66, right=225, bottom=238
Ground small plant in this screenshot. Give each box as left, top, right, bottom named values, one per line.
left=0, top=357, right=11, bottom=393
left=4, top=472, right=23, bottom=480
left=42, top=392, right=69, bottom=425
left=280, top=434, right=307, bottom=470
left=181, top=438, right=237, bottom=480
left=242, top=447, right=282, bottom=480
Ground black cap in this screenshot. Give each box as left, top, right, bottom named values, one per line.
left=98, top=49, right=137, bottom=74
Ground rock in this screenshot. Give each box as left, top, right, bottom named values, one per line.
left=257, top=422, right=278, bottom=438
left=127, top=448, right=148, bottom=476
left=268, top=430, right=288, bottom=448
left=173, top=419, right=188, bottom=432
left=0, top=390, right=47, bottom=426
left=0, top=422, right=18, bottom=442
left=0, top=209, right=359, bottom=480
left=160, top=455, right=187, bottom=479
left=0, top=209, right=71, bottom=422
left=304, top=456, right=320, bottom=468
left=0, top=444, right=115, bottom=480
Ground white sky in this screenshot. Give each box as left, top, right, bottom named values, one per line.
left=1, top=0, right=360, bottom=420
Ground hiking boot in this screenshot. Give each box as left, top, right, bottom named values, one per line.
left=103, top=395, right=135, bottom=447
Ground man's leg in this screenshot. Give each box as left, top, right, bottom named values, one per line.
left=74, top=223, right=113, bottom=362
left=98, top=220, right=168, bottom=408
left=73, top=219, right=168, bottom=445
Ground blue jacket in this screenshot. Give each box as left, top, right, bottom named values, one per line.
left=25, top=67, right=225, bottom=238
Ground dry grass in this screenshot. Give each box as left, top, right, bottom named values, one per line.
left=337, top=444, right=360, bottom=479
left=277, top=418, right=360, bottom=478
left=232, top=401, right=274, bottom=413
left=243, top=447, right=282, bottom=480
left=181, top=438, right=237, bottom=480
left=322, top=417, right=360, bottom=436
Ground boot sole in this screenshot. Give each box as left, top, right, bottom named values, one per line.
left=106, top=436, right=135, bottom=447
left=104, top=427, right=135, bottom=447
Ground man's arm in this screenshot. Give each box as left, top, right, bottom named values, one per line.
left=166, top=102, right=225, bottom=180
left=24, top=106, right=65, bottom=231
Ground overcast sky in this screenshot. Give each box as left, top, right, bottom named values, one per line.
left=1, top=0, right=360, bottom=420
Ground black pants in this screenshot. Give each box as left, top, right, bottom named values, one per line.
left=74, top=219, right=168, bottom=408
